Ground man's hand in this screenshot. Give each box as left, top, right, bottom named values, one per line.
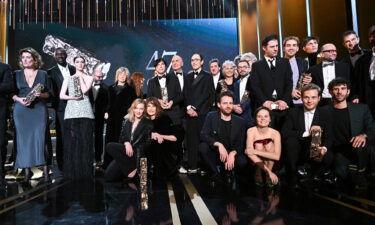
left=262, top=101, right=274, bottom=110
left=187, top=108, right=198, bottom=117
left=351, top=134, right=366, bottom=148
left=276, top=100, right=288, bottom=110
left=215, top=143, right=228, bottom=162
left=233, top=105, right=243, bottom=114
left=302, top=74, right=312, bottom=84
left=225, top=151, right=236, bottom=171
left=291, top=89, right=301, bottom=99
left=352, top=98, right=359, bottom=103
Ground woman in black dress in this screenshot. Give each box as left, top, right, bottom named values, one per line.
left=105, top=99, right=153, bottom=182
left=216, top=60, right=236, bottom=94
left=145, top=97, right=184, bottom=180
left=104, top=67, right=136, bottom=168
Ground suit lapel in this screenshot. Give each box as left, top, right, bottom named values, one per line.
left=55, top=67, right=64, bottom=83
left=312, top=108, right=320, bottom=126
left=132, top=118, right=146, bottom=144
left=299, top=108, right=305, bottom=131
left=192, top=72, right=205, bottom=86
left=317, top=64, right=324, bottom=84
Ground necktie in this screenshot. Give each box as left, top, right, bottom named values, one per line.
left=268, top=59, right=276, bottom=71
left=158, top=75, right=166, bottom=80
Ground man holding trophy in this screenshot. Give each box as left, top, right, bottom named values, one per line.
left=282, top=83, right=333, bottom=188
left=147, top=58, right=184, bottom=125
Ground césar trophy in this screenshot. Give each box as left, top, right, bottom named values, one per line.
left=24, top=83, right=44, bottom=106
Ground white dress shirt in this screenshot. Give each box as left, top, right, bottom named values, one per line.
left=157, top=74, right=167, bottom=88
left=302, top=108, right=316, bottom=137
left=58, top=64, right=71, bottom=80
left=264, top=56, right=276, bottom=69
left=322, top=61, right=336, bottom=98
left=212, top=73, right=221, bottom=90
left=175, top=71, right=184, bottom=91
left=92, top=83, right=100, bottom=101
left=370, top=51, right=375, bottom=81
left=239, top=74, right=249, bottom=101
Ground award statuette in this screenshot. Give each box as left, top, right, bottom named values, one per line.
left=240, top=90, right=250, bottom=104
left=310, top=127, right=323, bottom=160
left=139, top=158, right=148, bottom=210
left=160, top=87, right=169, bottom=105
left=72, top=76, right=83, bottom=98
left=218, top=80, right=228, bottom=92
left=24, top=83, right=44, bottom=105
left=296, top=73, right=311, bottom=91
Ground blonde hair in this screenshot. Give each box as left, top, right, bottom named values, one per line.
left=127, top=98, right=146, bottom=122
left=19, top=47, right=44, bottom=69
left=115, top=67, right=131, bottom=84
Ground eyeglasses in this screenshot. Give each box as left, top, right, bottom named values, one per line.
left=237, top=66, right=249, bottom=69
left=322, top=50, right=337, bottom=53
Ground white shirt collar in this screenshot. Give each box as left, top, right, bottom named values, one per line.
left=304, top=108, right=316, bottom=114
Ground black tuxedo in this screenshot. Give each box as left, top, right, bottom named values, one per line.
left=282, top=106, right=333, bottom=184
left=250, top=57, right=293, bottom=106
left=199, top=112, right=248, bottom=176
left=105, top=118, right=153, bottom=181
left=147, top=74, right=184, bottom=125
left=168, top=71, right=188, bottom=118
left=295, top=57, right=309, bottom=75
left=184, top=69, right=215, bottom=169
left=89, top=83, right=109, bottom=162
left=353, top=51, right=375, bottom=118
left=0, top=63, right=15, bottom=181
left=341, top=49, right=370, bottom=84
left=326, top=103, right=375, bottom=179
left=47, top=64, right=75, bottom=170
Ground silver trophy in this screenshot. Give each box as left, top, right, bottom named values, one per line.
left=296, top=73, right=311, bottom=91
left=139, top=158, right=148, bottom=210
left=24, top=83, right=44, bottom=105
left=218, top=80, right=228, bottom=92
left=160, top=87, right=169, bottom=105
left=271, top=90, right=279, bottom=110
left=310, top=128, right=323, bottom=160
left=240, top=90, right=250, bottom=104
left=72, top=76, right=83, bottom=98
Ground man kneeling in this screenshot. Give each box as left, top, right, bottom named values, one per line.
left=199, top=91, right=248, bottom=187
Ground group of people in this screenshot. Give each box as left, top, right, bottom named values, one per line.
left=0, top=25, right=375, bottom=191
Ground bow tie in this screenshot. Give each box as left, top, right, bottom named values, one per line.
left=193, top=71, right=199, bottom=76
left=350, top=50, right=362, bottom=57
left=94, top=83, right=100, bottom=86
left=158, top=75, right=166, bottom=80
left=176, top=72, right=183, bottom=76
left=322, top=61, right=334, bottom=67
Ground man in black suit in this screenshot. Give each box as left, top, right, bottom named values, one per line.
left=341, top=30, right=370, bottom=85
left=250, top=34, right=293, bottom=130
left=308, top=43, right=350, bottom=106
left=47, top=48, right=75, bottom=171
left=327, top=78, right=375, bottom=187
left=283, top=36, right=309, bottom=106
left=199, top=91, right=248, bottom=186
left=89, top=67, right=109, bottom=165
left=184, top=53, right=215, bottom=173
left=209, top=58, right=223, bottom=111
left=353, top=25, right=375, bottom=118
left=302, top=36, right=320, bottom=68
left=0, top=62, right=15, bottom=189
left=147, top=58, right=184, bottom=125
left=282, top=84, right=333, bottom=187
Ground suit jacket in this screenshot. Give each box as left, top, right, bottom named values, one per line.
left=282, top=106, right=333, bottom=151
left=309, top=61, right=350, bottom=95
left=200, top=111, right=246, bottom=153
left=296, top=57, right=309, bottom=76
left=250, top=57, right=293, bottom=106
left=0, top=62, right=15, bottom=102
left=341, top=49, right=370, bottom=84
left=168, top=71, right=188, bottom=118
left=47, top=64, right=75, bottom=111
left=147, top=74, right=184, bottom=124
left=353, top=51, right=375, bottom=110
left=233, top=76, right=254, bottom=128
left=119, top=118, right=154, bottom=159
left=184, top=69, right=215, bottom=116
left=89, top=83, right=109, bottom=122
left=326, top=103, right=375, bottom=145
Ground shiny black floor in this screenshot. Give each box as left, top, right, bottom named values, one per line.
left=1, top=171, right=375, bottom=225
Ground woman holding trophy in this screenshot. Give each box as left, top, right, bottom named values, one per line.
left=60, top=56, right=94, bottom=179
left=12, top=47, right=52, bottom=182
left=216, top=60, right=236, bottom=94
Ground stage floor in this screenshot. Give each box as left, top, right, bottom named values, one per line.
left=1, top=170, right=375, bottom=225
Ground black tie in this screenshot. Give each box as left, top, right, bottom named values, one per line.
left=176, top=72, right=182, bottom=76
left=322, top=61, right=334, bottom=67
left=94, top=83, right=100, bottom=86
left=268, top=59, right=276, bottom=71
left=158, top=75, right=166, bottom=80
left=194, top=71, right=199, bottom=78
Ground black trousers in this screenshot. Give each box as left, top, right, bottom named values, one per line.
left=55, top=110, right=65, bottom=170
left=186, top=115, right=205, bottom=169
left=199, top=142, right=249, bottom=176
left=104, top=142, right=137, bottom=182
left=284, top=137, right=333, bottom=183
left=333, top=144, right=371, bottom=180
left=94, top=118, right=105, bottom=163
left=270, top=109, right=288, bottom=132
left=0, top=102, right=7, bottom=179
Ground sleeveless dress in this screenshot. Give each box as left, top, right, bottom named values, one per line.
left=13, top=70, right=50, bottom=168
left=63, top=75, right=95, bottom=179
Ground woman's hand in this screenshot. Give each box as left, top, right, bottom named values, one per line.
left=124, top=142, right=134, bottom=157
left=14, top=96, right=30, bottom=106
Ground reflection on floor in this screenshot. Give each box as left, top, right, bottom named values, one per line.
left=1, top=170, right=375, bottom=225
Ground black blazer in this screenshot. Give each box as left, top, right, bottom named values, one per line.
left=353, top=51, right=375, bottom=108
left=47, top=64, right=75, bottom=111
left=89, top=83, right=110, bottom=121
left=200, top=111, right=247, bottom=153
left=119, top=118, right=154, bottom=158
left=0, top=62, right=15, bottom=102
left=341, top=49, right=370, bottom=84
left=147, top=74, right=184, bottom=124
left=282, top=106, right=333, bottom=151
left=296, top=57, right=309, bottom=75
left=326, top=103, right=375, bottom=145
left=309, top=61, right=350, bottom=95
left=250, top=57, right=293, bottom=106
left=184, top=70, right=215, bottom=116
